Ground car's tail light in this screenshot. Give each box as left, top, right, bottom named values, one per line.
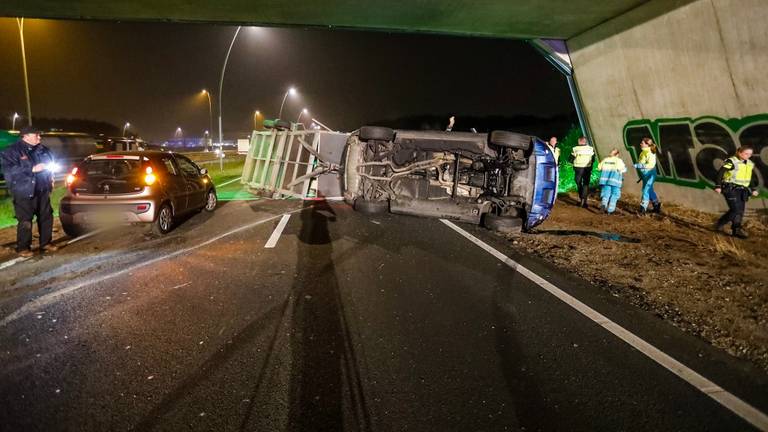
left=66, top=167, right=78, bottom=187
left=144, top=166, right=156, bottom=186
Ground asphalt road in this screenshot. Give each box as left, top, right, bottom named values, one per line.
left=0, top=199, right=766, bottom=431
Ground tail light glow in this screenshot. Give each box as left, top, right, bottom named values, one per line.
left=66, top=167, right=78, bottom=186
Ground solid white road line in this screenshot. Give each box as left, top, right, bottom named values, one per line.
left=440, top=219, right=768, bottom=431
left=217, top=177, right=242, bottom=188
left=0, top=256, right=31, bottom=271
left=0, top=207, right=305, bottom=328
left=264, top=214, right=291, bottom=248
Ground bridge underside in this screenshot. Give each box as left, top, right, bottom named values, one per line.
left=1, top=0, right=662, bottom=40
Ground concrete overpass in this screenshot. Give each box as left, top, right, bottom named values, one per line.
left=2, top=0, right=766, bottom=212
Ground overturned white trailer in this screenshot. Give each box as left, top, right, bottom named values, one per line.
left=240, top=129, right=349, bottom=200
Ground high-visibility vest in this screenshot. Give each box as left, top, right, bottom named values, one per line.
left=598, top=156, right=627, bottom=173
left=572, top=145, right=594, bottom=168
left=637, top=148, right=656, bottom=170
left=553, top=147, right=561, bottom=162
left=722, top=156, right=754, bottom=187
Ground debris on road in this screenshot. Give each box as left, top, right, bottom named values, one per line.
left=511, top=193, right=768, bottom=370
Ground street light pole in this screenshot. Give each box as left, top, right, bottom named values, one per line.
left=278, top=87, right=297, bottom=120
left=12, top=113, right=20, bottom=130
left=217, top=26, right=242, bottom=146
left=253, top=110, right=261, bottom=130
left=122, top=122, right=130, bottom=137
left=16, top=18, right=32, bottom=126
left=296, top=108, right=308, bottom=124
left=201, top=89, right=213, bottom=150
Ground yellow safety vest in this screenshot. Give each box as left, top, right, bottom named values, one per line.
left=637, top=148, right=656, bottom=169
left=598, top=156, right=627, bottom=173
left=572, top=145, right=594, bottom=168
left=722, top=156, right=754, bottom=187
left=553, top=147, right=561, bottom=162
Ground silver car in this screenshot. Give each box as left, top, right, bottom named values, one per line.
left=59, top=151, right=217, bottom=236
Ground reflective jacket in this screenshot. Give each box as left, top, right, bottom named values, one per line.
left=0, top=140, right=55, bottom=199
left=571, top=145, right=595, bottom=168
left=598, top=156, right=627, bottom=188
left=635, top=148, right=656, bottom=170
left=717, top=156, right=756, bottom=189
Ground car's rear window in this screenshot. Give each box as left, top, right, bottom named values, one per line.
left=73, top=158, right=147, bottom=194
left=82, top=159, right=143, bottom=179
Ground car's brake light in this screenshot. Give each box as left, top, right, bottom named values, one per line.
left=144, top=166, right=156, bottom=185
left=66, top=167, right=78, bottom=186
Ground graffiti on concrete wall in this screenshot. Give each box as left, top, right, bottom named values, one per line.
left=623, top=114, right=768, bottom=197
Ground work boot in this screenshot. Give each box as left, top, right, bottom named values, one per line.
left=652, top=201, right=662, bottom=214
left=638, top=207, right=647, bottom=216
left=732, top=228, right=748, bottom=239
left=18, top=249, right=34, bottom=258
left=580, top=198, right=588, bottom=209
left=41, top=244, right=59, bottom=253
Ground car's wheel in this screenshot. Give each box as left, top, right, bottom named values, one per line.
left=152, top=203, right=174, bottom=235
left=489, top=131, right=531, bottom=150
left=204, top=189, right=217, bottom=212
left=354, top=198, right=389, bottom=215
left=61, top=222, right=86, bottom=238
left=359, top=126, right=394, bottom=142
left=484, top=214, right=523, bottom=234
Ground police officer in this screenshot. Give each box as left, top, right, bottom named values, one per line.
left=569, top=136, right=595, bottom=208
left=714, top=145, right=759, bottom=239
left=0, top=126, right=58, bottom=256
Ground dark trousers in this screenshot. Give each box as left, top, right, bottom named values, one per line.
left=717, top=186, right=748, bottom=230
left=574, top=167, right=592, bottom=201
left=14, top=191, right=53, bottom=252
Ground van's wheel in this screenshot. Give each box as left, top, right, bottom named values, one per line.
left=61, top=222, right=86, bottom=238
left=359, top=126, right=394, bottom=142
left=490, top=131, right=531, bottom=151
left=153, top=203, right=174, bottom=235
left=354, top=198, right=389, bottom=215
left=204, top=189, right=217, bottom=212
left=484, top=214, right=523, bottom=234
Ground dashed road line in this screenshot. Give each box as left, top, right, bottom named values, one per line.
left=440, top=218, right=768, bottom=431
left=264, top=214, right=291, bottom=248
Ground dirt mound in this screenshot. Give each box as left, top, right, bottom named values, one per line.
left=511, top=193, right=768, bottom=371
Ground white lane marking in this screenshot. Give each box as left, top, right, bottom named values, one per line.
left=0, top=256, right=31, bottom=270
left=0, top=207, right=305, bottom=327
left=440, top=219, right=768, bottom=431
left=264, top=214, right=291, bottom=248
left=65, top=227, right=111, bottom=246
left=217, top=177, right=242, bottom=188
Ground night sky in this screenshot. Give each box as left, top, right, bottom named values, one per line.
left=0, top=18, right=574, bottom=141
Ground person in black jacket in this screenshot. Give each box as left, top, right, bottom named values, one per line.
left=0, top=126, right=59, bottom=256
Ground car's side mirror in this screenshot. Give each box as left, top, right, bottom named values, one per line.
left=200, top=168, right=208, bottom=175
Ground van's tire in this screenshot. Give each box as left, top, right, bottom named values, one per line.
left=204, top=189, right=217, bottom=212
left=354, top=198, right=389, bottom=215
left=360, top=126, right=394, bottom=142
left=62, top=222, right=86, bottom=238
left=490, top=131, right=531, bottom=150
left=484, top=214, right=523, bottom=234
left=152, top=203, right=174, bottom=235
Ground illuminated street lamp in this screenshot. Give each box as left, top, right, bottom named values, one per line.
left=296, top=108, right=309, bottom=124
left=278, top=87, right=297, bottom=120
left=175, top=127, right=183, bottom=138
left=201, top=89, right=213, bottom=149
left=122, top=122, right=130, bottom=137
left=11, top=112, right=20, bottom=130
left=15, top=18, right=32, bottom=126
left=217, top=26, right=242, bottom=145
left=253, top=110, right=262, bottom=130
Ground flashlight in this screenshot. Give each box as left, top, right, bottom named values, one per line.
left=45, top=162, right=61, bottom=173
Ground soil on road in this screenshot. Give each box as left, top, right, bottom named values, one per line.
left=513, top=193, right=768, bottom=371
